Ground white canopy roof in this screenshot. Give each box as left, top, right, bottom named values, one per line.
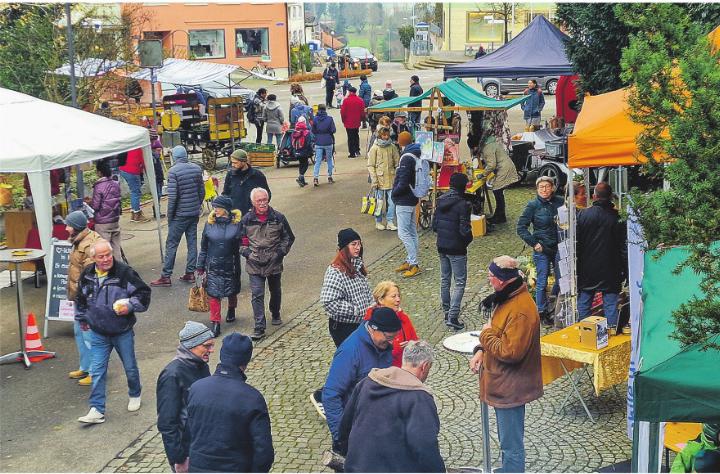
left=131, top=58, right=238, bottom=86
left=52, top=58, right=126, bottom=78
left=0, top=87, right=150, bottom=173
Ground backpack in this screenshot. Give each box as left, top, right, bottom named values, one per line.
left=246, top=99, right=257, bottom=125
left=403, top=153, right=431, bottom=198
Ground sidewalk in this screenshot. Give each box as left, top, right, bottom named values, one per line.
left=101, top=187, right=631, bottom=473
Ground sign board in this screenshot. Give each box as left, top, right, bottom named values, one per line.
left=139, top=39, right=164, bottom=68
left=44, top=240, right=73, bottom=335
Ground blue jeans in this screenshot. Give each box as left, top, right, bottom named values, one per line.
left=439, top=253, right=467, bottom=320
left=74, top=320, right=92, bottom=372
left=89, top=329, right=141, bottom=414
left=533, top=251, right=560, bottom=312
left=162, top=216, right=199, bottom=277
left=396, top=205, right=419, bottom=265
left=267, top=133, right=282, bottom=147
left=495, top=405, right=526, bottom=473
left=578, top=290, right=619, bottom=326
left=375, top=189, right=395, bottom=224
left=313, top=145, right=335, bottom=178
left=120, top=170, right=142, bottom=212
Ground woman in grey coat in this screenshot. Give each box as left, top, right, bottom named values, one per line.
left=262, top=94, right=285, bottom=148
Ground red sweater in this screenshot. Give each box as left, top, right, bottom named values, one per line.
left=364, top=305, right=419, bottom=367
left=119, top=148, right=144, bottom=175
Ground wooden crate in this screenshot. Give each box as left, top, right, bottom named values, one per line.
left=249, top=152, right=276, bottom=168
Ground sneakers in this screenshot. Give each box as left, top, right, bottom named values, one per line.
left=78, top=407, right=105, bottom=424
left=328, top=176, right=335, bottom=184
left=386, top=222, right=397, bottom=231
left=150, top=276, right=171, bottom=287
left=178, top=272, right=196, bottom=283
left=447, top=318, right=466, bottom=330
left=310, top=390, right=326, bottom=420
left=128, top=396, right=142, bottom=412
left=395, top=262, right=411, bottom=273
left=225, top=308, right=236, bottom=323
left=271, top=316, right=283, bottom=326
left=402, top=265, right=421, bottom=278
left=313, top=178, right=319, bottom=187
left=69, top=370, right=88, bottom=379
left=78, top=375, right=92, bottom=386
left=375, top=222, right=386, bottom=231
left=212, top=322, right=221, bottom=337
left=296, top=176, right=307, bottom=187
left=250, top=329, right=265, bottom=341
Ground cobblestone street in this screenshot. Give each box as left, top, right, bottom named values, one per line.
left=101, top=187, right=632, bottom=473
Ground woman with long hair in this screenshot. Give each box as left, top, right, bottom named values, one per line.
left=363, top=281, right=418, bottom=367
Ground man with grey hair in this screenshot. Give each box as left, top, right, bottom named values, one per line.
left=337, top=340, right=445, bottom=472
left=240, top=188, right=295, bottom=340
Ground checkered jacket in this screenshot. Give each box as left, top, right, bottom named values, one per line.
left=320, top=258, right=373, bottom=324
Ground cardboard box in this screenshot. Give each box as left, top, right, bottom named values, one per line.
left=471, top=214, right=486, bottom=237
left=577, top=316, right=609, bottom=350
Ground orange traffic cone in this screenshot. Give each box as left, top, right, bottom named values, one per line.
left=21, top=313, right=55, bottom=363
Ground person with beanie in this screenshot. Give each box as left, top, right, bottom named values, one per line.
left=392, top=141, right=422, bottom=278
left=65, top=210, right=102, bottom=387
left=391, top=111, right=411, bottom=145
left=408, top=75, right=424, bottom=126
left=323, top=306, right=400, bottom=455
left=119, top=147, right=150, bottom=222
left=187, top=333, right=274, bottom=472
left=340, top=86, right=365, bottom=158
left=383, top=79, right=398, bottom=102
left=90, top=160, right=123, bottom=260
left=197, top=196, right=243, bottom=337
left=156, top=322, right=214, bottom=473
left=222, top=148, right=271, bottom=215
left=470, top=255, right=542, bottom=474
left=432, top=172, right=473, bottom=330
left=291, top=120, right=315, bottom=187
left=312, top=103, right=337, bottom=186
left=151, top=145, right=205, bottom=287
left=367, top=125, right=400, bottom=231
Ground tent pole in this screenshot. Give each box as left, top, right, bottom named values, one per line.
left=647, top=422, right=661, bottom=473
left=141, top=145, right=164, bottom=264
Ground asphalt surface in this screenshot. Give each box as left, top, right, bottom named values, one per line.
left=0, top=62, right=556, bottom=472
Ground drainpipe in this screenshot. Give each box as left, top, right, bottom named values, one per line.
left=285, top=5, right=292, bottom=78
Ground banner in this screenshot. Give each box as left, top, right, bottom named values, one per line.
left=626, top=204, right=645, bottom=438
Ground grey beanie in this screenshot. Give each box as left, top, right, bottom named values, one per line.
left=179, top=321, right=214, bottom=349
left=172, top=145, right=188, bottom=161
left=64, top=210, right=88, bottom=231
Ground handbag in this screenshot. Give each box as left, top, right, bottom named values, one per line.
left=188, top=275, right=209, bottom=312
left=373, top=190, right=384, bottom=217
left=360, top=191, right=377, bottom=216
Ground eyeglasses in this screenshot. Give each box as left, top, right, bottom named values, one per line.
left=537, top=184, right=553, bottom=190
left=201, top=342, right=215, bottom=350
left=380, top=330, right=399, bottom=341
left=254, top=198, right=269, bottom=204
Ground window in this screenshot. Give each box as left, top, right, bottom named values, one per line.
left=235, top=28, right=269, bottom=57
left=466, top=12, right=503, bottom=43
left=189, top=29, right=225, bottom=59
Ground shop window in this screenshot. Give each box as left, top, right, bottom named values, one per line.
left=235, top=28, right=269, bottom=57
left=189, top=29, right=225, bottom=59
left=466, top=12, right=503, bottom=43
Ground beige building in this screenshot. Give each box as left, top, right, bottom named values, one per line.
left=443, top=3, right=557, bottom=53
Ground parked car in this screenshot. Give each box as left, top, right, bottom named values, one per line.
left=478, top=76, right=559, bottom=97
left=337, top=47, right=378, bottom=71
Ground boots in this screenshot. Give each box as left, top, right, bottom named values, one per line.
left=131, top=210, right=150, bottom=223
left=212, top=322, right=221, bottom=337
left=296, top=176, right=307, bottom=187
left=225, top=308, right=236, bottom=323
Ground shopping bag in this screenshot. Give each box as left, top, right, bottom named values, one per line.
left=373, top=190, right=384, bottom=217
left=188, top=278, right=209, bottom=312
left=360, top=192, right=377, bottom=215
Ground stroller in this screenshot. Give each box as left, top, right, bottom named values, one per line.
left=276, top=128, right=316, bottom=168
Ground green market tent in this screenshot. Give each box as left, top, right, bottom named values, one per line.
left=367, top=78, right=528, bottom=112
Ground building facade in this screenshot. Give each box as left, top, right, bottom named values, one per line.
left=130, top=3, right=291, bottom=78
left=442, top=3, right=557, bottom=53
left=287, top=2, right=305, bottom=46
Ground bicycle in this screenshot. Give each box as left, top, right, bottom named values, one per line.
left=251, top=60, right=275, bottom=78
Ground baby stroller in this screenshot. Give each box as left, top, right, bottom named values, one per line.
left=276, top=128, right=316, bottom=168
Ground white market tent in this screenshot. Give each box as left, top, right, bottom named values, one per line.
left=0, top=87, right=164, bottom=267
left=130, top=57, right=239, bottom=86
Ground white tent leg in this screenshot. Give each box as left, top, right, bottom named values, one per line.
left=141, top=145, right=164, bottom=263
left=27, top=171, right=53, bottom=271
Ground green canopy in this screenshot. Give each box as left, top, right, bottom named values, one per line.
left=367, top=78, right=529, bottom=111
left=634, top=245, right=720, bottom=423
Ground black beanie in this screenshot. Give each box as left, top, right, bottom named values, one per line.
left=338, top=228, right=361, bottom=250
left=449, top=172, right=469, bottom=192
left=212, top=195, right=233, bottom=212
left=220, top=333, right=253, bottom=367
left=368, top=307, right=402, bottom=332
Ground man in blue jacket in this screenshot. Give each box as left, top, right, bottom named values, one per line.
left=323, top=307, right=400, bottom=455
left=521, top=79, right=545, bottom=129
left=187, top=333, right=274, bottom=473
left=391, top=139, right=422, bottom=278
left=151, top=145, right=205, bottom=287
left=358, top=75, right=372, bottom=129
left=311, top=104, right=337, bottom=186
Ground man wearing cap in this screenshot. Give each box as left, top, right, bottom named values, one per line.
left=156, top=322, right=214, bottom=473
left=65, top=210, right=102, bottom=387
left=187, top=333, right=274, bottom=473
left=322, top=307, right=400, bottom=455
left=151, top=145, right=205, bottom=287
left=471, top=255, right=542, bottom=473
left=432, top=172, right=473, bottom=330
left=222, top=149, right=271, bottom=215
left=340, top=86, right=365, bottom=158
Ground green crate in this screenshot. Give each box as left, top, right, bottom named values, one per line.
left=238, top=142, right=276, bottom=153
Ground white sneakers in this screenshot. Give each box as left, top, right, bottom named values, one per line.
left=376, top=222, right=398, bottom=231
left=128, top=396, right=142, bottom=412
left=78, top=407, right=105, bottom=424
left=375, top=222, right=386, bottom=230
left=386, top=222, right=398, bottom=231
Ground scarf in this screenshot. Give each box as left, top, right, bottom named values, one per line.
left=375, top=137, right=392, bottom=147
left=480, top=277, right=526, bottom=311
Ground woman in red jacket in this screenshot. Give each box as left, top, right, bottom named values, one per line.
left=364, top=280, right=418, bottom=367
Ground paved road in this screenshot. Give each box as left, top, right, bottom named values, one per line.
left=0, top=62, right=606, bottom=474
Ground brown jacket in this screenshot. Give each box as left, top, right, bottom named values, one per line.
left=67, top=228, right=102, bottom=301
left=479, top=284, right=543, bottom=408
left=482, top=140, right=519, bottom=191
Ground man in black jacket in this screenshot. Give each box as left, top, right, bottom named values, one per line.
left=156, top=322, right=214, bottom=473
left=187, top=333, right=274, bottom=473
left=222, top=149, right=271, bottom=215
left=338, top=340, right=445, bottom=473
left=408, top=75, right=423, bottom=126
left=576, top=182, right=627, bottom=325
left=432, top=173, right=473, bottom=330
left=391, top=141, right=421, bottom=278
left=323, top=62, right=340, bottom=108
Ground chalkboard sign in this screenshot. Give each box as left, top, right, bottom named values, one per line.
left=44, top=240, right=73, bottom=336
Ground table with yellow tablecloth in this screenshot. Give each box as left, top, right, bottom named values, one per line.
left=541, top=324, right=631, bottom=396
